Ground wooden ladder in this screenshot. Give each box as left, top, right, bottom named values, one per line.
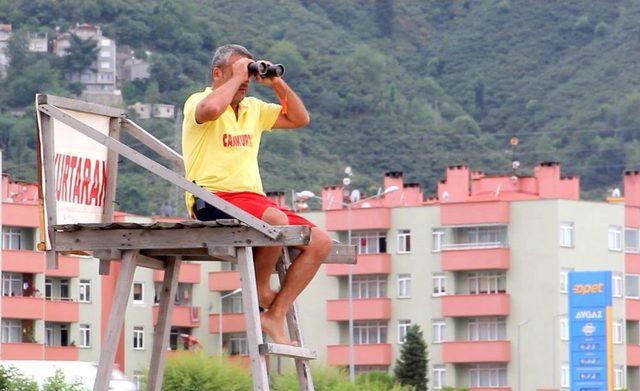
left=236, top=246, right=315, bottom=391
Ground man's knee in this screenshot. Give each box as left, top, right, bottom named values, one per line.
left=262, top=207, right=289, bottom=226
left=310, top=229, right=332, bottom=259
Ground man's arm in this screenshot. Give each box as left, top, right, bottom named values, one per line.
left=261, top=78, right=310, bottom=129
left=195, top=58, right=252, bottom=124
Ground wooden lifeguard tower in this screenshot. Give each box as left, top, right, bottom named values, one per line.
left=34, top=94, right=355, bottom=390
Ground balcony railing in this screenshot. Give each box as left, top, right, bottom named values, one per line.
left=44, top=299, right=79, bottom=322
left=327, top=344, right=392, bottom=366
left=208, top=271, right=241, bottom=292
left=154, top=263, right=201, bottom=284
left=327, top=298, right=391, bottom=321
left=442, top=241, right=506, bottom=250
left=2, top=296, right=44, bottom=319
left=325, top=208, right=391, bottom=231
left=153, top=305, right=201, bottom=328
left=209, top=313, right=246, bottom=333
left=440, top=201, right=509, bottom=225
left=628, top=344, right=640, bottom=366
left=326, top=253, right=391, bottom=276
left=441, top=294, right=510, bottom=317
left=0, top=342, right=44, bottom=359
left=441, top=248, right=510, bottom=271
left=442, top=340, right=510, bottom=363
left=44, top=346, right=79, bottom=360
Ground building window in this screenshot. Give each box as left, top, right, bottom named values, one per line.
left=397, top=229, right=411, bottom=253
left=432, top=319, right=446, bottom=343
left=60, top=279, right=70, bottom=299
left=45, top=278, right=52, bottom=298
left=626, top=274, right=640, bottom=298
left=2, top=273, right=23, bottom=296
left=432, top=365, right=446, bottom=389
left=561, top=363, right=570, bottom=388
left=468, top=271, right=506, bottom=294
left=80, top=324, right=91, bottom=348
left=614, top=365, right=624, bottom=390
left=100, top=38, right=110, bottom=46
left=2, top=227, right=23, bottom=250
left=432, top=229, right=444, bottom=252
left=133, top=326, right=144, bottom=349
left=354, top=320, right=387, bottom=344
left=625, top=228, right=639, bottom=253
left=609, top=226, right=622, bottom=251
left=1, top=319, right=22, bottom=343
left=45, top=326, right=53, bottom=346
left=560, top=316, right=569, bottom=341
left=469, top=364, right=507, bottom=387
left=559, top=222, right=574, bottom=247
left=613, top=273, right=623, bottom=298
left=352, top=275, right=387, bottom=299
left=432, top=273, right=446, bottom=296
left=226, top=333, right=248, bottom=355
left=468, top=317, right=506, bottom=341
left=79, top=279, right=91, bottom=302
left=398, top=320, right=411, bottom=344
left=613, top=319, right=623, bottom=344
left=221, top=262, right=238, bottom=271
left=221, top=290, right=243, bottom=313
left=397, top=274, right=411, bottom=298
left=100, top=50, right=110, bottom=58
left=351, top=231, right=387, bottom=254
left=560, top=269, right=573, bottom=294
left=444, top=225, right=507, bottom=249
left=100, top=61, right=110, bottom=69
left=133, top=282, right=144, bottom=304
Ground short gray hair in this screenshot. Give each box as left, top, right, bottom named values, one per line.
left=210, top=44, right=253, bottom=70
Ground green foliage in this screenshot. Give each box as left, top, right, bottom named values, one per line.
left=0, top=365, right=39, bottom=391
left=272, top=365, right=410, bottom=391
left=42, top=369, right=85, bottom=391
left=575, top=15, right=593, bottom=33
left=394, top=324, right=428, bottom=391
left=61, top=34, right=100, bottom=74
left=442, top=387, right=470, bottom=391
left=161, top=352, right=252, bottom=391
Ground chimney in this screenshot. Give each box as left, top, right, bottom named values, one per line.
left=382, top=171, right=404, bottom=206
left=401, top=183, right=424, bottom=206
left=625, top=171, right=640, bottom=207
left=266, top=191, right=286, bottom=208
left=437, top=165, right=470, bottom=202
left=534, top=162, right=561, bottom=198
left=321, top=185, right=345, bottom=211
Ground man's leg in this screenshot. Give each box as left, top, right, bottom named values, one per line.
left=261, top=227, right=332, bottom=345
left=253, top=207, right=289, bottom=308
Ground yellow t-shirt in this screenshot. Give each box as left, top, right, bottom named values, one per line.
left=182, top=87, right=282, bottom=212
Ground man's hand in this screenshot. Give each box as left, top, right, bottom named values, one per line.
left=231, top=57, right=253, bottom=83
left=254, top=61, right=282, bottom=88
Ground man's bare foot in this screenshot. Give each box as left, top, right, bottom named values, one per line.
left=258, top=289, right=277, bottom=309
left=260, top=311, right=297, bottom=346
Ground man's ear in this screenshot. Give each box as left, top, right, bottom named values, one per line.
left=212, top=67, right=222, bottom=83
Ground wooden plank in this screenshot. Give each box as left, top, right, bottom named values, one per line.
left=258, top=343, right=317, bottom=360
left=39, top=111, right=59, bottom=269
left=142, top=246, right=235, bottom=259
left=147, top=257, right=182, bottom=391
left=99, top=117, right=122, bottom=275
left=121, top=119, right=183, bottom=166
left=38, top=94, right=125, bottom=118
left=93, top=250, right=138, bottom=391
left=324, top=243, right=357, bottom=264
left=52, top=225, right=310, bottom=251
left=237, top=247, right=270, bottom=390
left=135, top=254, right=166, bottom=270
left=38, top=104, right=281, bottom=240
left=277, top=250, right=314, bottom=391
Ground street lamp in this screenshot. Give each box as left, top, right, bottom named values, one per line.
left=219, top=288, right=242, bottom=359
left=517, top=319, right=530, bottom=391
left=296, top=183, right=399, bottom=381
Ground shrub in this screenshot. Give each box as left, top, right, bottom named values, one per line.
left=161, top=352, right=252, bottom=391
left=0, top=365, right=38, bottom=391
left=42, top=369, right=85, bottom=391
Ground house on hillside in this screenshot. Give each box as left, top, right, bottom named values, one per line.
left=116, top=45, right=151, bottom=83
left=128, top=102, right=175, bottom=119
left=28, top=32, right=48, bottom=53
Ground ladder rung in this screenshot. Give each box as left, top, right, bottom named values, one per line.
left=259, top=343, right=317, bottom=360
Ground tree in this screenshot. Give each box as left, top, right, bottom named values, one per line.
left=62, top=34, right=100, bottom=75
left=394, top=324, right=428, bottom=391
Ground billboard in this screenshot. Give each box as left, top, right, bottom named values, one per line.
left=568, top=271, right=613, bottom=391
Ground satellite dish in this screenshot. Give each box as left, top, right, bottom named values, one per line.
left=344, top=166, right=353, bottom=175
left=342, top=177, right=351, bottom=186
left=442, top=191, right=450, bottom=201
left=612, top=188, right=621, bottom=198
left=350, top=189, right=361, bottom=203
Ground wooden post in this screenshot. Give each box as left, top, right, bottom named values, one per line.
left=99, top=117, right=121, bottom=275
left=39, top=112, right=59, bottom=269
left=93, top=250, right=138, bottom=391
left=237, top=247, right=270, bottom=390
left=147, top=257, right=182, bottom=391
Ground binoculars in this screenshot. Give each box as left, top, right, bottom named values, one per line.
left=247, top=61, right=285, bottom=78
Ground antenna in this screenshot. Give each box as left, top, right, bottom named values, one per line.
left=510, top=136, right=520, bottom=177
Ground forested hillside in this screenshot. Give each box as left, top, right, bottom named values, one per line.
left=0, top=0, right=638, bottom=215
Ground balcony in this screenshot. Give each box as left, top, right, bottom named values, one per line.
left=327, top=298, right=391, bottom=321
left=628, top=299, right=640, bottom=321
left=3, top=250, right=45, bottom=273
left=326, top=253, right=391, bottom=276
left=442, top=341, right=511, bottom=363
left=2, top=296, right=44, bottom=319
left=327, top=344, right=392, bottom=366
left=45, top=346, right=79, bottom=360
left=441, top=294, right=510, bottom=317
left=441, top=248, right=510, bottom=271
left=440, top=201, right=509, bottom=225
left=325, top=208, right=391, bottom=231
left=628, top=345, right=640, bottom=366
left=152, top=305, right=201, bottom=328
left=0, top=343, right=44, bottom=359
left=44, top=300, right=79, bottom=322
left=3, top=203, right=39, bottom=227
left=209, top=271, right=241, bottom=292
left=154, top=263, right=201, bottom=284
left=627, top=253, right=640, bottom=274
left=470, top=388, right=511, bottom=391
left=46, top=255, right=80, bottom=277
left=209, top=313, right=246, bottom=333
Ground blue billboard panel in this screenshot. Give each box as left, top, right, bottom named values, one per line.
left=569, top=271, right=613, bottom=391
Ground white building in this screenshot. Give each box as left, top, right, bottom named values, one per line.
left=0, top=24, right=12, bottom=78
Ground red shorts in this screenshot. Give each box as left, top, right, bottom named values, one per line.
left=216, top=191, right=316, bottom=227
